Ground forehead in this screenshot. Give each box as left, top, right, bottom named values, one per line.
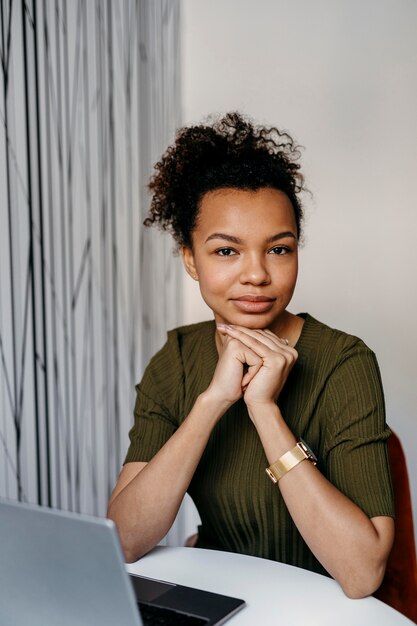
left=195, top=187, right=297, bottom=235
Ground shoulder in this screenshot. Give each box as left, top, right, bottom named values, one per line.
left=165, top=319, right=216, bottom=361
left=297, top=313, right=375, bottom=365
left=294, top=313, right=383, bottom=396
left=138, top=319, right=216, bottom=415
left=296, top=316, right=388, bottom=446
left=144, top=319, right=215, bottom=377
left=167, top=319, right=215, bottom=343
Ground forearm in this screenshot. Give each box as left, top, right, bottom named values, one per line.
left=279, top=464, right=390, bottom=597
left=248, top=403, right=393, bottom=598
left=108, top=392, right=229, bottom=562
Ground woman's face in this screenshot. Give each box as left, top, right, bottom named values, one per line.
left=182, top=187, right=299, bottom=333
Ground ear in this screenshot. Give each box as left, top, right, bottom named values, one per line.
left=181, top=245, right=199, bottom=281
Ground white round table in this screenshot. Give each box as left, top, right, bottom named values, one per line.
left=127, top=546, right=413, bottom=625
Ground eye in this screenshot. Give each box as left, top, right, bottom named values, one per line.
left=215, top=247, right=237, bottom=256
left=268, top=246, right=290, bottom=255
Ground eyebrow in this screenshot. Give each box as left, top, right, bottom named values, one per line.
left=204, top=231, right=297, bottom=244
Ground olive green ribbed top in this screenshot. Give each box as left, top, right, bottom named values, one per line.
left=125, top=314, right=394, bottom=576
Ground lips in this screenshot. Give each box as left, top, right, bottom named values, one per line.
left=234, top=295, right=275, bottom=302
left=231, top=295, right=275, bottom=313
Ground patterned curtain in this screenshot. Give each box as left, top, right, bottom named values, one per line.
left=0, top=0, right=181, bottom=521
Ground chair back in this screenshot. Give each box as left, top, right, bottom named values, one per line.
left=373, top=431, right=417, bottom=623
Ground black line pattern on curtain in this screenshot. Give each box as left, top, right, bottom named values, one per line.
left=0, top=0, right=181, bottom=517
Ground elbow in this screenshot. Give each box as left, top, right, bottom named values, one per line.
left=123, top=547, right=141, bottom=564
left=340, top=516, right=394, bottom=599
left=338, top=561, right=387, bottom=599
left=121, top=531, right=153, bottom=563
left=115, top=526, right=144, bottom=564
left=107, top=506, right=143, bottom=564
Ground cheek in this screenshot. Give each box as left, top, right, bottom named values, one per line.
left=283, top=256, right=298, bottom=286
left=194, top=255, right=232, bottom=289
left=195, top=260, right=235, bottom=300
left=288, top=262, right=298, bottom=286
left=198, top=271, right=230, bottom=296
left=272, top=257, right=298, bottom=284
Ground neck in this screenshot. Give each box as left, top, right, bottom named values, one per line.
left=269, top=311, right=304, bottom=347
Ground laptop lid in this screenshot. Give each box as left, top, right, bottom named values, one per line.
left=0, top=498, right=245, bottom=625
left=0, top=498, right=142, bottom=626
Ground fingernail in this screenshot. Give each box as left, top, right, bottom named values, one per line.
left=216, top=323, right=232, bottom=330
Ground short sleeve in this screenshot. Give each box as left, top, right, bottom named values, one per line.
left=321, top=341, right=394, bottom=519
left=124, top=330, right=184, bottom=464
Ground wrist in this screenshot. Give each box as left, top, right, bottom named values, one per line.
left=197, top=389, right=233, bottom=421
left=266, top=438, right=317, bottom=483
left=246, top=401, right=282, bottom=423
left=246, top=403, right=297, bottom=462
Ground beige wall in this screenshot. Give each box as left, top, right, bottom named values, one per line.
left=180, top=0, right=417, bottom=534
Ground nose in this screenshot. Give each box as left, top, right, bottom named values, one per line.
left=239, top=252, right=271, bottom=286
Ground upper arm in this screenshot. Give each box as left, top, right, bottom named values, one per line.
left=108, top=461, right=147, bottom=510
left=322, top=343, right=394, bottom=519
left=124, top=332, right=183, bottom=465
left=109, top=335, right=183, bottom=511
left=370, top=515, right=395, bottom=559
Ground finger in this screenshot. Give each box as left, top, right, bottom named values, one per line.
left=230, top=328, right=297, bottom=373
left=261, top=329, right=289, bottom=347
left=217, top=324, right=291, bottom=356
left=217, top=324, right=275, bottom=349
left=241, top=361, right=262, bottom=387
left=224, top=337, right=263, bottom=370
left=237, top=327, right=291, bottom=351
left=220, top=324, right=287, bottom=346
left=259, top=328, right=292, bottom=351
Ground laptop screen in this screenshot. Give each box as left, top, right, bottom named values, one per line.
left=0, top=498, right=245, bottom=626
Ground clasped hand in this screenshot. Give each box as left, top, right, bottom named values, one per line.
left=208, top=324, right=298, bottom=410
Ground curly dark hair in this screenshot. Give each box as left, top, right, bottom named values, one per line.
left=144, top=112, right=306, bottom=248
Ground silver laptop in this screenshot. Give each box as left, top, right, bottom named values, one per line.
left=0, top=498, right=245, bottom=626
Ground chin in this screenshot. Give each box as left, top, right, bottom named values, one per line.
left=213, top=305, right=286, bottom=330
left=232, top=313, right=279, bottom=329
left=243, top=318, right=270, bottom=329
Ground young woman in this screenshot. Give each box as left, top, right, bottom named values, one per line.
left=107, top=112, right=394, bottom=598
